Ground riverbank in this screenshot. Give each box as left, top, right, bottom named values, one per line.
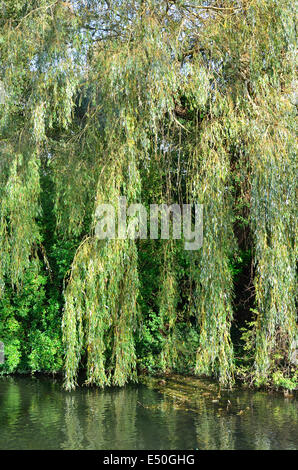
left=2, top=369, right=297, bottom=396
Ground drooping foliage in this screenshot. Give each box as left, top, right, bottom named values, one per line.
left=0, top=1, right=297, bottom=390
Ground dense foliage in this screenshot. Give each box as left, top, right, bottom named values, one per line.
left=0, top=0, right=297, bottom=390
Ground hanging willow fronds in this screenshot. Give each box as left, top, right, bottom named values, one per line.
left=190, top=115, right=235, bottom=385
left=0, top=0, right=296, bottom=389
left=158, top=241, right=180, bottom=372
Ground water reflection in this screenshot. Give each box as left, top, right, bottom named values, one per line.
left=0, top=376, right=297, bottom=450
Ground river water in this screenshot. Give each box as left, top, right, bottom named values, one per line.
left=0, top=375, right=297, bottom=450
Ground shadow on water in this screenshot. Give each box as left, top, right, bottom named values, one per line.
left=0, top=375, right=297, bottom=450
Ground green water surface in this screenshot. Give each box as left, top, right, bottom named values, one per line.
left=0, top=376, right=297, bottom=450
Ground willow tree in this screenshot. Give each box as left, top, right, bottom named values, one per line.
left=0, top=1, right=296, bottom=389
